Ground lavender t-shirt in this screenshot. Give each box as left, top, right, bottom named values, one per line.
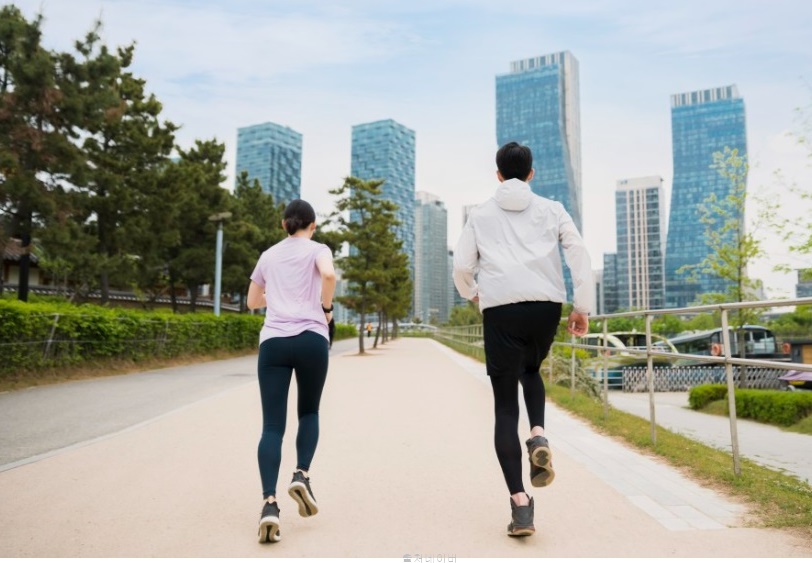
left=250, top=237, right=332, bottom=345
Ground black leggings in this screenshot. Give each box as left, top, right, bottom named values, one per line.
left=490, top=373, right=547, bottom=495
left=483, top=301, right=561, bottom=495
left=257, top=330, right=328, bottom=498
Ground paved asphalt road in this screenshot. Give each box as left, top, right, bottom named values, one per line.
left=0, top=336, right=361, bottom=471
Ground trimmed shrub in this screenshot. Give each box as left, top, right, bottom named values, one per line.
left=0, top=300, right=263, bottom=376
left=688, top=384, right=728, bottom=410
left=735, top=389, right=812, bottom=426
left=333, top=323, right=357, bottom=341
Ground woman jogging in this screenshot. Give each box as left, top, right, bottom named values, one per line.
left=246, top=199, right=337, bottom=544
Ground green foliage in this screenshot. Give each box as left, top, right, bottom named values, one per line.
left=735, top=389, right=812, bottom=426
left=0, top=300, right=261, bottom=376
left=677, top=147, right=774, bottom=323
left=688, top=384, right=728, bottom=409
left=333, top=323, right=357, bottom=341
left=768, top=305, right=812, bottom=338
left=445, top=302, right=482, bottom=326
left=221, top=172, right=286, bottom=310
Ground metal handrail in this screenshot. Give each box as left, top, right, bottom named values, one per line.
left=434, top=295, right=812, bottom=477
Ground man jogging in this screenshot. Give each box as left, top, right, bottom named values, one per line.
left=453, top=141, right=593, bottom=536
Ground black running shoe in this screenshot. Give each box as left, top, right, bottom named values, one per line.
left=526, top=435, right=555, bottom=487
left=288, top=470, right=319, bottom=517
left=258, top=501, right=281, bottom=543
left=507, top=497, right=535, bottom=537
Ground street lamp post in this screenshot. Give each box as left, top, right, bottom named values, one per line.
left=208, top=212, right=232, bottom=316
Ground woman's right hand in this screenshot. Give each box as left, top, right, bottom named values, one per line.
left=325, top=311, right=333, bottom=323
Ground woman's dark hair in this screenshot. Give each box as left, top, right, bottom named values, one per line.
left=496, top=141, right=533, bottom=181
left=283, top=199, right=316, bottom=235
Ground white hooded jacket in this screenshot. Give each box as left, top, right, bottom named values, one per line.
left=453, top=178, right=594, bottom=314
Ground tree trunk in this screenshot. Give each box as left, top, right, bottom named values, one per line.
left=168, top=271, right=178, bottom=314
left=190, top=285, right=198, bottom=313
left=372, top=311, right=383, bottom=348
left=358, top=296, right=366, bottom=354
left=100, top=270, right=110, bottom=305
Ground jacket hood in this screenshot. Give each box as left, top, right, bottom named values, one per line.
left=494, top=178, right=532, bottom=211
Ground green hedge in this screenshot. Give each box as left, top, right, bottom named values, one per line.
left=688, top=384, right=729, bottom=409
left=0, top=300, right=263, bottom=375
left=333, top=323, right=358, bottom=341
left=689, top=384, right=812, bottom=426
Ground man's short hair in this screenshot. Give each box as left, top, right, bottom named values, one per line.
left=496, top=142, right=533, bottom=181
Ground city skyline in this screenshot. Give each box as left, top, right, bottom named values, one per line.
left=17, top=0, right=812, bottom=301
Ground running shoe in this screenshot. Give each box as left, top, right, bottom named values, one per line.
left=258, top=501, right=281, bottom=543
left=288, top=470, right=319, bottom=517
left=507, top=496, right=535, bottom=536
left=526, top=435, right=555, bottom=487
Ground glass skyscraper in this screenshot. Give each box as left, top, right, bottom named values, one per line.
left=665, top=85, right=747, bottom=307
left=350, top=118, right=416, bottom=277
left=602, top=253, right=619, bottom=315
left=496, top=51, right=582, bottom=299
left=414, top=192, right=450, bottom=324
left=615, top=177, right=666, bottom=311
left=495, top=51, right=582, bottom=232
left=235, top=122, right=302, bottom=204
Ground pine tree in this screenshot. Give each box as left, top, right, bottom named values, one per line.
left=327, top=176, right=404, bottom=354
left=0, top=6, right=78, bottom=301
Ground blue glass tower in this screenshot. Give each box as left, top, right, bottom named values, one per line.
left=496, top=52, right=582, bottom=299
left=495, top=52, right=582, bottom=231
left=350, top=119, right=416, bottom=277
left=235, top=122, right=302, bottom=204
left=615, top=177, right=666, bottom=311
left=665, top=86, right=747, bottom=307
left=414, top=192, right=450, bottom=324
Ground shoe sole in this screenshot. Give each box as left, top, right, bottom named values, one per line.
left=258, top=516, right=281, bottom=543
left=530, top=444, right=555, bottom=487
left=508, top=526, right=536, bottom=537
left=288, top=482, right=319, bottom=517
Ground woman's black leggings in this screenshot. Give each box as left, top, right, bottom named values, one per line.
left=257, top=330, right=328, bottom=499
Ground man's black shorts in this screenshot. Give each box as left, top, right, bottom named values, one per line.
left=482, top=301, right=563, bottom=378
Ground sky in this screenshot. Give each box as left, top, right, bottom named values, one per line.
left=14, top=0, right=812, bottom=300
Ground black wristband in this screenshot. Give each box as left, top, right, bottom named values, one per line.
left=322, top=304, right=333, bottom=313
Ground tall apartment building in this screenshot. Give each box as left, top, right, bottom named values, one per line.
left=797, top=269, right=812, bottom=299
left=665, top=85, right=747, bottom=307
left=414, top=192, right=450, bottom=324
left=350, top=119, right=416, bottom=279
left=615, top=177, right=666, bottom=311
left=602, top=253, right=619, bottom=315
left=496, top=51, right=582, bottom=298
left=235, top=122, right=302, bottom=204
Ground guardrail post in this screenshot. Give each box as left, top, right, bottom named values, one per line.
left=43, top=313, right=60, bottom=360
left=721, top=309, right=742, bottom=476
left=570, top=334, right=576, bottom=398
left=602, top=318, right=609, bottom=418
left=645, top=313, right=657, bottom=445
